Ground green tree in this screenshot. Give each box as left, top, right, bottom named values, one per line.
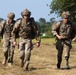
left=36, top=17, right=56, bottom=37
left=50, top=0, right=76, bottom=23
left=35, top=21, right=41, bottom=32
left=38, top=18, right=46, bottom=33
left=39, top=18, right=46, bottom=24
left=50, top=18, right=55, bottom=24
left=0, top=18, right=4, bottom=22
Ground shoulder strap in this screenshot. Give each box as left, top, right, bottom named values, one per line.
left=59, top=20, right=62, bottom=28
left=29, top=17, right=35, bottom=26
left=19, top=18, right=23, bottom=26
left=3, top=20, right=6, bottom=28
left=16, top=18, right=22, bottom=28
left=13, top=20, right=16, bottom=24
left=56, top=20, right=62, bottom=30
left=55, top=20, right=62, bottom=36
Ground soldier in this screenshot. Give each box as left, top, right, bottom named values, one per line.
left=52, top=11, right=76, bottom=69
left=12, top=9, right=41, bottom=71
left=0, top=12, right=15, bottom=66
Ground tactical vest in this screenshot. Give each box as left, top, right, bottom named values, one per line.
left=19, top=19, right=34, bottom=39
left=3, top=20, right=15, bottom=37
left=58, top=21, right=74, bottom=39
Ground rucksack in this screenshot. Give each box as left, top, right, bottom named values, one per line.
left=70, top=25, right=76, bottom=39
left=15, top=17, right=36, bottom=39
left=56, top=21, right=75, bottom=40
left=29, top=17, right=37, bottom=39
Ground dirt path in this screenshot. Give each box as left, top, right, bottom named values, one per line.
left=0, top=44, right=76, bottom=75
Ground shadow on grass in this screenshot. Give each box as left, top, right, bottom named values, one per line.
left=55, top=68, right=71, bottom=70
left=71, top=65, right=76, bottom=69
left=61, top=65, right=76, bottom=70
left=29, top=67, right=46, bottom=71
left=55, top=65, right=76, bottom=70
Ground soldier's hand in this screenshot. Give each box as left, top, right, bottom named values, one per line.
left=72, top=37, right=76, bottom=42
left=36, top=42, right=40, bottom=47
left=13, top=41, right=17, bottom=46
left=56, top=34, right=63, bottom=40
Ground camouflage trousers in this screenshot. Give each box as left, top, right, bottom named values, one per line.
left=3, top=38, right=15, bottom=64
left=56, top=39, right=72, bottom=63
left=18, top=37, right=33, bottom=68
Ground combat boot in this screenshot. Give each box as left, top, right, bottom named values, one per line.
left=2, top=58, right=6, bottom=65
left=20, top=59, right=24, bottom=67
left=23, top=61, right=29, bottom=71
left=66, top=65, right=70, bottom=69
left=65, top=56, right=70, bottom=69
left=8, top=63, right=13, bottom=67
left=57, top=63, right=61, bottom=69
left=23, top=66, right=28, bottom=71
left=66, top=60, right=70, bottom=69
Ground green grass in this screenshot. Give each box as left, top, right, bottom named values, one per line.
left=33, top=38, right=56, bottom=45
left=40, top=38, right=55, bottom=45
left=33, top=38, right=76, bottom=45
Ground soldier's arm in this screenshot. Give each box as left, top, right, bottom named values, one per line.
left=0, top=20, right=5, bottom=33
left=51, top=21, right=64, bottom=40
left=34, top=23, right=41, bottom=43
left=52, top=21, right=61, bottom=36
left=72, top=24, right=76, bottom=42
left=12, top=20, right=21, bottom=41
left=34, top=23, right=41, bottom=47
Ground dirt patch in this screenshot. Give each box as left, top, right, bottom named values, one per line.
left=0, top=44, right=76, bottom=75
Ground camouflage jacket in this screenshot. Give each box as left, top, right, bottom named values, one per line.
left=0, top=20, right=15, bottom=40
left=12, top=17, right=41, bottom=42
left=52, top=21, right=76, bottom=39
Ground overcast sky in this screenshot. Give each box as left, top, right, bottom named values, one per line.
left=0, top=0, right=59, bottom=21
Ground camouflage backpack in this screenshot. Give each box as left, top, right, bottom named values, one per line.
left=29, top=17, right=37, bottom=39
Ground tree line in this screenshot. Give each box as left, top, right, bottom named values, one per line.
left=1, top=0, right=75, bottom=38
left=36, top=17, right=55, bottom=37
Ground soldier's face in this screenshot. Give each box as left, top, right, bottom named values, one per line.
left=8, top=18, right=13, bottom=23
left=23, top=15, right=29, bottom=20
left=63, top=18, right=69, bottom=23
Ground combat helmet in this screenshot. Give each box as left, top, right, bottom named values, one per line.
left=7, top=12, right=15, bottom=19
left=21, top=9, right=31, bottom=16
left=62, top=11, right=71, bottom=18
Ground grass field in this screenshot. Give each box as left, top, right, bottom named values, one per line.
left=33, top=38, right=56, bottom=45
left=0, top=38, right=76, bottom=75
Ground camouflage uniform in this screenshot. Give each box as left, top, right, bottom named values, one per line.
left=0, top=12, right=15, bottom=66
left=52, top=11, right=75, bottom=69
left=12, top=9, right=41, bottom=71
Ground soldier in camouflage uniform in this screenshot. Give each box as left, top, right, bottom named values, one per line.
left=12, top=9, right=41, bottom=71
left=52, top=11, right=76, bottom=69
left=0, top=12, right=15, bottom=66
